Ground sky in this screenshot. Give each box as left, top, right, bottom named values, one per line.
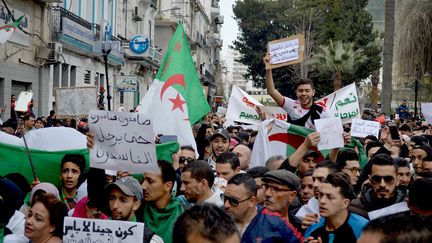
left=220, top=0, right=239, bottom=56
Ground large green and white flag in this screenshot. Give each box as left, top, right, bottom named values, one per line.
left=0, top=127, right=88, bottom=185
left=0, top=16, right=24, bottom=45
left=136, top=22, right=210, bottom=151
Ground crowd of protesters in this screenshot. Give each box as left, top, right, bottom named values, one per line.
left=2, top=69, right=432, bottom=243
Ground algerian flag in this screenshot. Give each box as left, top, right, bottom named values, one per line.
left=0, top=128, right=89, bottom=185
left=0, top=16, right=24, bottom=45
left=250, top=118, right=330, bottom=168
left=136, top=22, right=210, bottom=153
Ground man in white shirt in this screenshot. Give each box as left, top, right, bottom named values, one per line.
left=265, top=68, right=331, bottom=129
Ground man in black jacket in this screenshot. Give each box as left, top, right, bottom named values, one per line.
left=349, top=154, right=406, bottom=219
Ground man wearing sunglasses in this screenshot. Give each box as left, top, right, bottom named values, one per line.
left=178, top=145, right=196, bottom=171
left=349, top=154, right=406, bottom=219
left=223, top=173, right=304, bottom=243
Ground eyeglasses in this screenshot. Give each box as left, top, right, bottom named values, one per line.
left=370, top=175, right=395, bottom=184
left=179, top=156, right=195, bottom=164
left=261, top=183, right=292, bottom=193
left=220, top=194, right=251, bottom=206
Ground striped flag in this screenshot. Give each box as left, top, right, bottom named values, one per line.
left=250, top=118, right=330, bottom=168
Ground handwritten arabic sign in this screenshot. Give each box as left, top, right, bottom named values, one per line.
left=15, top=91, right=33, bottom=112
left=56, top=86, right=98, bottom=116
left=63, top=217, right=144, bottom=243
left=317, top=83, right=360, bottom=124
left=350, top=119, right=380, bottom=138
left=421, top=103, right=432, bottom=124
left=265, top=33, right=305, bottom=70
left=315, top=117, right=344, bottom=150
left=88, top=110, right=158, bottom=173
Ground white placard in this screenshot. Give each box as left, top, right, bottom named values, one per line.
left=315, top=117, right=344, bottom=150
left=63, top=217, right=144, bottom=243
left=56, top=87, right=98, bottom=116
left=421, top=103, right=432, bottom=124
left=89, top=110, right=158, bottom=173
left=15, top=91, right=33, bottom=112
left=269, top=38, right=299, bottom=64
left=350, top=119, right=380, bottom=138
left=216, top=106, right=227, bottom=116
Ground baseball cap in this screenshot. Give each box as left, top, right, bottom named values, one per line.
left=105, top=176, right=143, bottom=201
left=211, top=128, right=230, bottom=140
left=303, top=150, right=319, bottom=159
left=262, top=169, right=300, bottom=191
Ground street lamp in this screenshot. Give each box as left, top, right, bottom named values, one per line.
left=102, top=42, right=112, bottom=111
left=156, top=7, right=180, bottom=19
left=403, top=70, right=432, bottom=118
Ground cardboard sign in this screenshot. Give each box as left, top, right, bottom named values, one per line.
left=15, top=91, right=33, bottom=112
left=350, top=119, right=380, bottom=138
left=315, top=117, right=344, bottom=150
left=265, top=33, right=305, bottom=70
left=89, top=110, right=158, bottom=173
left=63, top=217, right=144, bottom=243
left=55, top=86, right=98, bottom=116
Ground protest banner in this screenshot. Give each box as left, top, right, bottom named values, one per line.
left=261, top=106, right=288, bottom=121
left=314, top=117, right=344, bottom=150
left=265, top=33, right=305, bottom=70
left=316, top=83, right=360, bottom=123
left=56, top=86, right=98, bottom=117
left=421, top=103, right=432, bottom=124
left=350, top=119, right=380, bottom=138
left=88, top=110, right=158, bottom=174
left=225, top=85, right=263, bottom=125
left=15, top=91, right=33, bottom=112
left=63, top=217, right=144, bottom=243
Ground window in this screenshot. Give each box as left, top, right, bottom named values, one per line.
left=120, top=91, right=124, bottom=104
left=84, top=70, right=91, bottom=84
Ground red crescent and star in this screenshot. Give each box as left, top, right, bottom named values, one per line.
left=160, top=74, right=187, bottom=112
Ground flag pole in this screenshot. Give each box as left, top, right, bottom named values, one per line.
left=14, top=110, right=37, bottom=180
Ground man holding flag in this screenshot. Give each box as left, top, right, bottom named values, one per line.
left=136, top=22, right=210, bottom=155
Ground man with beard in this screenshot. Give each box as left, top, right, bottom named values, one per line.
left=207, top=128, right=230, bottom=172
left=349, top=154, right=406, bottom=219
left=180, top=160, right=223, bottom=206
left=223, top=173, right=303, bottom=242
left=105, top=176, right=163, bottom=242
left=304, top=172, right=368, bottom=243
left=264, top=67, right=330, bottom=129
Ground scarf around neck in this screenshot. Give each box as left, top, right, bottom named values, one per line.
left=142, top=199, right=184, bottom=243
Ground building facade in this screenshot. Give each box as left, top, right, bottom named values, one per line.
left=0, top=0, right=221, bottom=120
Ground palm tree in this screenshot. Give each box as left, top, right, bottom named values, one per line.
left=381, top=0, right=395, bottom=114
left=309, top=40, right=367, bottom=91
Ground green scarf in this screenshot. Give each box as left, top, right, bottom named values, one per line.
left=343, top=137, right=368, bottom=168
left=142, top=198, right=184, bottom=243
left=0, top=227, right=4, bottom=243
